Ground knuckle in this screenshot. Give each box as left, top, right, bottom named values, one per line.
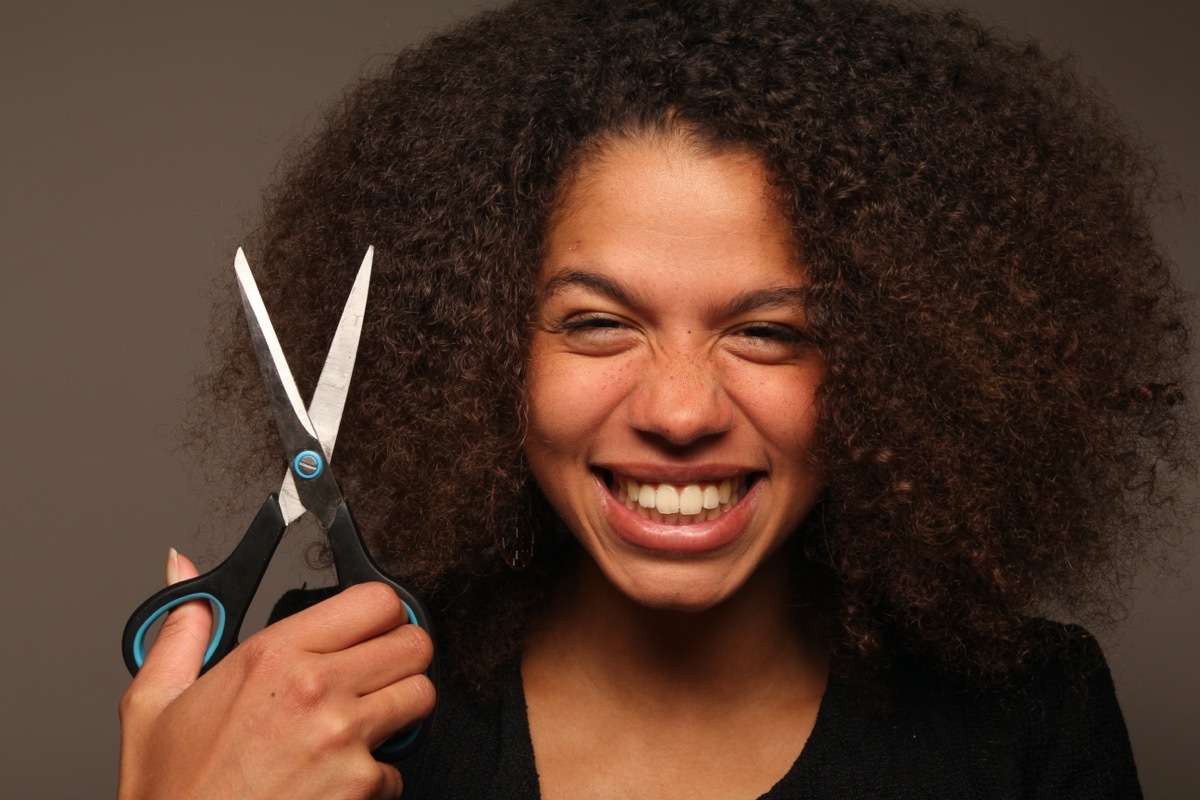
left=282, top=666, right=331, bottom=711
left=153, top=607, right=208, bottom=650
left=352, top=582, right=406, bottom=621
left=344, top=759, right=389, bottom=798
left=119, top=675, right=171, bottom=723
left=394, top=624, right=434, bottom=669
left=234, top=634, right=284, bottom=676
left=312, top=708, right=356, bottom=749
left=118, top=684, right=147, bottom=722
left=402, top=673, right=438, bottom=719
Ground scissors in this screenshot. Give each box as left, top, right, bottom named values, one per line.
left=121, top=247, right=436, bottom=759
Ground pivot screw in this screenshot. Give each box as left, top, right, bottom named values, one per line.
left=293, top=450, right=324, bottom=479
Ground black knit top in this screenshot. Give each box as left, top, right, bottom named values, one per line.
left=272, top=590, right=1142, bottom=799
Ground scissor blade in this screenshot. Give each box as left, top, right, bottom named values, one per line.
left=278, top=472, right=307, bottom=525
left=308, top=246, right=372, bottom=459
left=234, top=249, right=321, bottom=446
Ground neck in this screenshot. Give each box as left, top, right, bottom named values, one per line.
left=524, top=542, right=828, bottom=711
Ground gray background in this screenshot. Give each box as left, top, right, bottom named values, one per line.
left=2, top=1, right=1196, bottom=797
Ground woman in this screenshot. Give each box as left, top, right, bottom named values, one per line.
left=119, top=0, right=1193, bottom=797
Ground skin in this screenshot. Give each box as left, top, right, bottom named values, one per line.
left=118, top=552, right=434, bottom=800
left=522, top=133, right=829, bottom=799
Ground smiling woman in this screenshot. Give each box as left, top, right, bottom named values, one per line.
left=522, top=134, right=832, bottom=798
left=117, top=0, right=1193, bottom=798
left=526, top=131, right=825, bottom=610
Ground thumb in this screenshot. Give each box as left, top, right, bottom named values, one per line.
left=135, top=549, right=214, bottom=701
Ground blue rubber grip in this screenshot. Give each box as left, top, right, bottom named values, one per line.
left=371, top=600, right=423, bottom=756
left=132, top=593, right=228, bottom=668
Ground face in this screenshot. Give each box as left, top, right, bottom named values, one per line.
left=525, top=133, right=825, bottom=611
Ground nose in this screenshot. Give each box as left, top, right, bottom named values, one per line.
left=626, top=347, right=734, bottom=446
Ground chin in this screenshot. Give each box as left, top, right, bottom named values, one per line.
left=597, top=555, right=753, bottom=613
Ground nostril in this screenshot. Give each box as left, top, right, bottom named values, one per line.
left=626, top=377, right=735, bottom=446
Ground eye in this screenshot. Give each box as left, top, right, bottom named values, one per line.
left=726, top=322, right=812, bottom=363
left=559, top=314, right=623, bottom=332
left=738, top=323, right=806, bottom=343
left=549, top=313, right=639, bottom=355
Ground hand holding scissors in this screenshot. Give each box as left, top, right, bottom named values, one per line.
left=122, top=247, right=437, bottom=760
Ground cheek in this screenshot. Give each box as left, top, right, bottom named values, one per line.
left=524, top=347, right=633, bottom=458
left=724, top=362, right=823, bottom=457
left=523, top=350, right=633, bottom=530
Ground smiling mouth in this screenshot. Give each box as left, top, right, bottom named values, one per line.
left=601, top=470, right=753, bottom=525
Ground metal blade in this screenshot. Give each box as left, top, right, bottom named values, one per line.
left=236, top=250, right=321, bottom=526
left=307, top=246, right=372, bottom=459
left=278, top=472, right=307, bottom=525
left=231, top=248, right=319, bottom=443
left=236, top=248, right=373, bottom=528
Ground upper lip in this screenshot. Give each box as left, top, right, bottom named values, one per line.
left=594, top=462, right=760, bottom=484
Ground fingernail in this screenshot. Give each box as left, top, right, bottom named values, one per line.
left=166, top=547, right=180, bottom=585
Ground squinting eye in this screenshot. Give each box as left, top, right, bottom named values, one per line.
left=728, top=323, right=812, bottom=363
left=550, top=313, right=639, bottom=355
left=560, top=315, right=623, bottom=332
left=737, top=323, right=807, bottom=344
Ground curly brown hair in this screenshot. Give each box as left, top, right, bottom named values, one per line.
left=188, top=0, right=1194, bottom=693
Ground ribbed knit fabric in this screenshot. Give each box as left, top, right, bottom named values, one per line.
left=271, top=590, right=1141, bottom=799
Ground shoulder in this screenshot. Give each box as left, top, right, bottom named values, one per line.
left=968, top=623, right=1141, bottom=799
left=788, top=622, right=1142, bottom=799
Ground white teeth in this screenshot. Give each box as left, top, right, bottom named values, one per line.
left=655, top=485, right=680, bottom=515
left=614, top=474, right=747, bottom=525
left=679, top=485, right=703, bottom=516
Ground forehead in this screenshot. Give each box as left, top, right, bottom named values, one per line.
left=540, top=133, right=803, bottom=289
left=554, top=132, right=775, bottom=223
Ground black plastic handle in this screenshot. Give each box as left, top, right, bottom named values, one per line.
left=326, top=500, right=438, bottom=760
left=121, top=495, right=287, bottom=676
left=120, top=494, right=436, bottom=760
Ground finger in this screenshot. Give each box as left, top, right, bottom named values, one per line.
left=137, top=549, right=214, bottom=695
left=334, top=621, right=434, bottom=696
left=270, top=582, right=411, bottom=654
left=358, top=672, right=437, bottom=748
left=369, top=762, right=403, bottom=800
left=165, top=546, right=191, bottom=586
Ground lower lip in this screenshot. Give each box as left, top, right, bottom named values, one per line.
left=595, top=474, right=758, bottom=554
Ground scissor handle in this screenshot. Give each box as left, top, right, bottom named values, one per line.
left=121, top=495, right=288, bottom=676
left=120, top=493, right=435, bottom=760
left=326, top=500, right=438, bottom=761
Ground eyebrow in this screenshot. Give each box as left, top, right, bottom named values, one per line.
left=540, top=268, right=637, bottom=306
left=720, top=286, right=811, bottom=318
left=539, top=266, right=810, bottom=319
